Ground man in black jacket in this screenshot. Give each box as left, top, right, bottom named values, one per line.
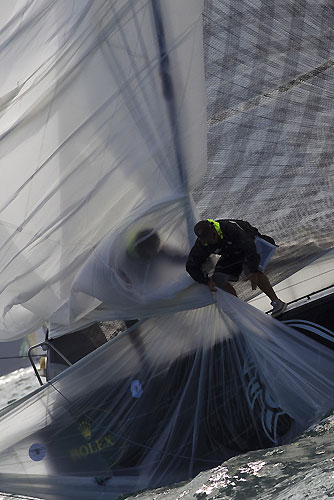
left=186, top=219, right=286, bottom=317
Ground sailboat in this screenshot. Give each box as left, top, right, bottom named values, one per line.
left=0, top=1, right=333, bottom=499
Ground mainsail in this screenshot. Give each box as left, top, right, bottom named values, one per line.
left=200, top=0, right=334, bottom=295
left=0, top=1, right=333, bottom=499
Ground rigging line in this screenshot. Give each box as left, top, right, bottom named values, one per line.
left=96, top=1, right=181, bottom=208
left=272, top=271, right=334, bottom=295
left=151, top=1, right=184, bottom=183
left=151, top=1, right=196, bottom=239
left=48, top=380, right=74, bottom=408
left=0, top=355, right=42, bottom=360
left=129, top=0, right=172, bottom=158
left=208, top=59, right=334, bottom=126
left=105, top=2, right=172, bottom=185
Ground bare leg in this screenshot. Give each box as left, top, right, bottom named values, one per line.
left=257, top=272, right=278, bottom=302
left=212, top=272, right=238, bottom=297
left=221, top=282, right=238, bottom=296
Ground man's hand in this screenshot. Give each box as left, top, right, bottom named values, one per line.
left=207, top=279, right=217, bottom=292
left=244, top=272, right=259, bottom=290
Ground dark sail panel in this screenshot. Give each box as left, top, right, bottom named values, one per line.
left=199, top=0, right=334, bottom=294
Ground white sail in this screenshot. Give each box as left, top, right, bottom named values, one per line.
left=0, top=0, right=206, bottom=340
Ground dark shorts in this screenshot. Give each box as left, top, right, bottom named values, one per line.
left=212, top=256, right=253, bottom=288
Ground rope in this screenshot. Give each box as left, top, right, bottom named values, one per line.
left=0, top=355, right=42, bottom=360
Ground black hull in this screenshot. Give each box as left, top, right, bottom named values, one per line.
left=30, top=289, right=333, bottom=488
left=277, top=288, right=334, bottom=349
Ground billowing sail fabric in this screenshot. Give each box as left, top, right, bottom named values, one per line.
left=0, top=0, right=206, bottom=340
left=199, top=0, right=334, bottom=296
left=0, top=293, right=334, bottom=499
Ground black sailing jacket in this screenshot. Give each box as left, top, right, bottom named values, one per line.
left=186, top=219, right=266, bottom=284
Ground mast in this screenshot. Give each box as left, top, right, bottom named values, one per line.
left=151, top=0, right=195, bottom=239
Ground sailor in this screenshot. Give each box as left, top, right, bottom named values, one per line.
left=122, top=229, right=186, bottom=335
left=120, top=228, right=186, bottom=318
left=186, top=219, right=287, bottom=317
left=120, top=229, right=183, bottom=284
left=127, top=229, right=161, bottom=261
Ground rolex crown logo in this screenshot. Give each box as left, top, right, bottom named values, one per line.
left=78, top=420, right=92, bottom=440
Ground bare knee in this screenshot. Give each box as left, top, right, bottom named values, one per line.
left=221, top=282, right=238, bottom=296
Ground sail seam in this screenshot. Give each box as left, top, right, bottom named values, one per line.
left=208, top=59, right=334, bottom=125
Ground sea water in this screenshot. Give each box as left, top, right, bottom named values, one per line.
left=0, top=368, right=334, bottom=500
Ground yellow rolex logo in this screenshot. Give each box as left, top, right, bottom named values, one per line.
left=78, top=420, right=92, bottom=440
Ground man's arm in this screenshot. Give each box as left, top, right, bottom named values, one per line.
left=159, top=246, right=187, bottom=263
left=186, top=240, right=211, bottom=284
